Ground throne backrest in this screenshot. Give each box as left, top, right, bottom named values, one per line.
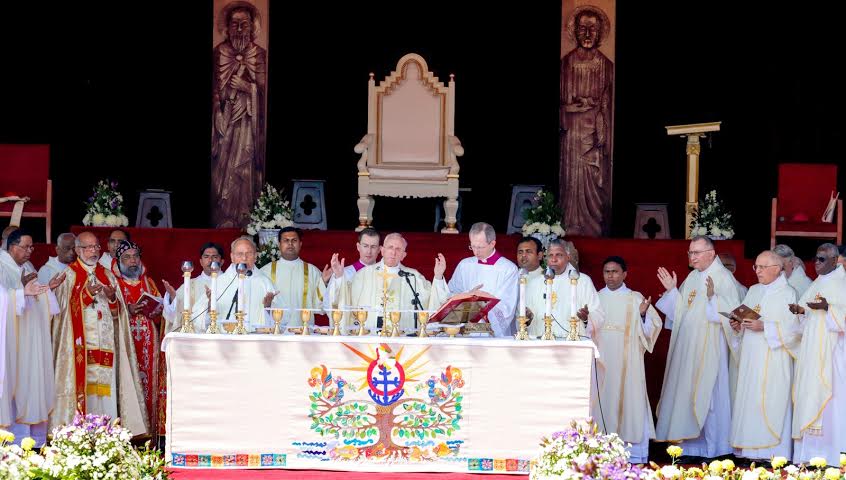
left=777, top=163, right=838, bottom=218
left=368, top=54, right=455, bottom=168
left=0, top=144, right=49, bottom=204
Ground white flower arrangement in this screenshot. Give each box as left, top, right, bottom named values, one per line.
left=81, top=179, right=129, bottom=227
left=690, top=189, right=735, bottom=239
left=26, top=412, right=169, bottom=479
left=246, top=184, right=293, bottom=235
left=0, top=429, right=42, bottom=480
left=256, top=238, right=281, bottom=269
left=521, top=189, right=566, bottom=246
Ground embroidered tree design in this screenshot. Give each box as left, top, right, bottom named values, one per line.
left=307, top=363, right=464, bottom=460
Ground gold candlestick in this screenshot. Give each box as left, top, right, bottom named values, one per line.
left=541, top=314, right=555, bottom=340
left=179, top=268, right=195, bottom=333
left=271, top=309, right=284, bottom=335
left=567, top=316, right=579, bottom=341
left=515, top=315, right=529, bottom=340
left=206, top=309, right=220, bottom=334
left=417, top=311, right=430, bottom=337
left=389, top=312, right=401, bottom=337
left=180, top=310, right=194, bottom=334
left=301, top=309, right=311, bottom=335
left=232, top=311, right=247, bottom=335
left=331, top=310, right=343, bottom=336
left=355, top=310, right=369, bottom=336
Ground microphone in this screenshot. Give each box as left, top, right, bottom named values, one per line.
left=398, top=270, right=414, bottom=278
left=226, top=267, right=254, bottom=319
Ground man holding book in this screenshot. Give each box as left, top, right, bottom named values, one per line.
left=112, top=240, right=165, bottom=441
left=729, top=250, right=798, bottom=462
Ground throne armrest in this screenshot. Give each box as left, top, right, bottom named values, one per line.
left=355, top=134, right=374, bottom=173
left=447, top=135, right=464, bottom=176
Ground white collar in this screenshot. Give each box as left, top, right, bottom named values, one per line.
left=601, top=282, right=630, bottom=294
left=277, top=257, right=302, bottom=265
left=760, top=273, right=787, bottom=292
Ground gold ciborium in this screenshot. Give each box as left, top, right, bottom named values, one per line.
left=417, top=311, right=430, bottom=337
left=355, top=310, right=370, bottom=336
left=390, top=312, right=401, bottom=337
left=300, top=309, right=311, bottom=335
left=331, top=310, right=343, bottom=336
left=271, top=309, right=284, bottom=335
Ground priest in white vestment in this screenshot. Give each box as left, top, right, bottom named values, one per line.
left=50, top=231, right=148, bottom=437
left=774, top=245, right=813, bottom=299
left=98, top=228, right=129, bottom=272
left=730, top=251, right=799, bottom=461
left=516, top=237, right=545, bottom=282
left=162, top=242, right=223, bottom=333
left=0, top=230, right=59, bottom=446
left=448, top=223, right=518, bottom=337
left=37, top=233, right=75, bottom=285
left=259, top=227, right=327, bottom=325
left=596, top=256, right=661, bottom=464
left=525, top=239, right=603, bottom=340
left=214, top=236, right=276, bottom=332
left=790, top=243, right=846, bottom=466
left=342, top=228, right=380, bottom=281
left=328, top=233, right=449, bottom=333
left=655, top=236, right=741, bottom=458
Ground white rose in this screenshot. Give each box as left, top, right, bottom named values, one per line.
left=552, top=224, right=565, bottom=236
left=274, top=213, right=283, bottom=222
left=92, top=213, right=105, bottom=226
left=105, top=214, right=117, bottom=226
left=280, top=218, right=293, bottom=227
left=83, top=214, right=92, bottom=226
left=538, top=223, right=551, bottom=235
left=710, top=226, right=721, bottom=237
left=247, top=226, right=257, bottom=235
left=119, top=215, right=129, bottom=226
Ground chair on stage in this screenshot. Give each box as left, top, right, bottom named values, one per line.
left=770, top=163, right=842, bottom=248
left=0, top=144, right=52, bottom=242
left=354, top=53, right=464, bottom=234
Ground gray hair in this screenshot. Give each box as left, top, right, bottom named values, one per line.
left=469, top=222, right=496, bottom=243
left=548, top=238, right=571, bottom=254
left=759, top=250, right=784, bottom=270
left=231, top=235, right=257, bottom=252
left=773, top=244, right=795, bottom=260
left=818, top=242, right=839, bottom=258
left=383, top=232, right=408, bottom=250
left=690, top=235, right=715, bottom=248
left=57, top=232, right=75, bottom=244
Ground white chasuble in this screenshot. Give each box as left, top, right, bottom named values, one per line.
left=329, top=261, right=448, bottom=333
left=654, top=257, right=740, bottom=457
left=259, top=257, right=327, bottom=325
left=792, top=266, right=846, bottom=466
left=597, top=284, right=661, bottom=462
left=214, top=265, right=276, bottom=332
left=163, top=272, right=211, bottom=334
left=525, top=265, right=604, bottom=340
left=730, top=274, right=798, bottom=460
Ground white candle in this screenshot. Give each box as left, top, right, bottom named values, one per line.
left=210, top=273, right=217, bottom=313
left=518, top=276, right=526, bottom=318
left=237, top=274, right=245, bottom=314
left=183, top=273, right=191, bottom=311
left=570, top=284, right=577, bottom=319
left=544, top=277, right=553, bottom=318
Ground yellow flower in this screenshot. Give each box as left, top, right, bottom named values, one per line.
left=721, top=459, right=735, bottom=471
left=666, top=445, right=683, bottom=458
left=708, top=460, right=723, bottom=474
left=686, top=467, right=704, bottom=477
left=0, top=429, right=15, bottom=443
left=824, top=467, right=841, bottom=480
left=811, top=457, right=828, bottom=468
left=772, top=456, right=788, bottom=469
left=20, top=437, right=35, bottom=451
left=841, top=453, right=846, bottom=468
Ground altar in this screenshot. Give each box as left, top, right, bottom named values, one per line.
left=163, top=334, right=597, bottom=474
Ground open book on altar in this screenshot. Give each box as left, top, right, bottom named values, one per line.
left=719, top=304, right=760, bottom=322
left=134, top=291, right=163, bottom=317
left=428, top=291, right=500, bottom=324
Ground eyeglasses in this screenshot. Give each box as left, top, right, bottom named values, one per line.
left=687, top=248, right=714, bottom=257
left=468, top=244, right=491, bottom=252
left=12, top=244, right=34, bottom=252
left=77, top=244, right=101, bottom=251
left=815, top=256, right=831, bottom=263
left=752, top=264, right=779, bottom=271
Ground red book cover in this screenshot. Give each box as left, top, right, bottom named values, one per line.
left=429, top=291, right=500, bottom=324
left=134, top=292, right=163, bottom=317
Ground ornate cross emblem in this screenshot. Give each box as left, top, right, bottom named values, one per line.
left=687, top=290, right=697, bottom=307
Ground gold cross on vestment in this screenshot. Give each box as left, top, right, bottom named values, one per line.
left=687, top=290, right=696, bottom=307
left=753, top=304, right=761, bottom=314
left=551, top=291, right=559, bottom=308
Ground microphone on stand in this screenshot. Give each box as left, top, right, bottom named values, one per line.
left=398, top=270, right=414, bottom=278
left=226, top=269, right=252, bottom=320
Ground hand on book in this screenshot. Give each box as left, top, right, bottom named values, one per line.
left=741, top=318, right=763, bottom=332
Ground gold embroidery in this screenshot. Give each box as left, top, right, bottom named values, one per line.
left=687, top=290, right=697, bottom=307
left=753, top=304, right=761, bottom=314
left=551, top=291, right=559, bottom=308
left=86, top=383, right=111, bottom=396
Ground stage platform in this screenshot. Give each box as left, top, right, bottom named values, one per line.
left=168, top=470, right=517, bottom=479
